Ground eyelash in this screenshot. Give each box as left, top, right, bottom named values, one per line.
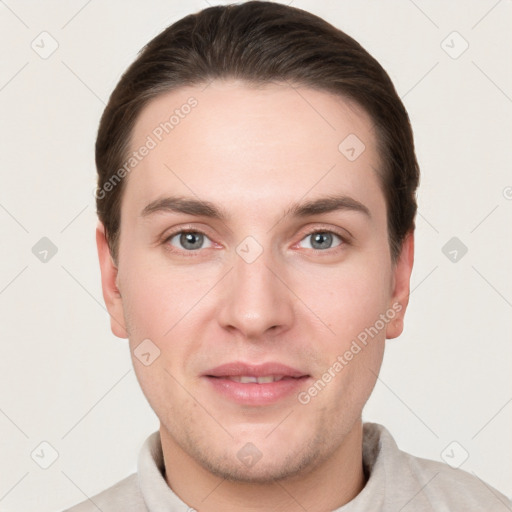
left=162, top=226, right=349, bottom=257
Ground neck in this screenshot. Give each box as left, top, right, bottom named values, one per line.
left=160, top=420, right=366, bottom=512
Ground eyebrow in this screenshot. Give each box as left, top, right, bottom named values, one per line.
left=140, top=194, right=371, bottom=221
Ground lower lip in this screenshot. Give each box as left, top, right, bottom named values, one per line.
left=204, top=376, right=310, bottom=406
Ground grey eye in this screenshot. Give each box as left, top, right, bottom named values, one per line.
left=299, top=231, right=342, bottom=250
left=168, top=231, right=212, bottom=251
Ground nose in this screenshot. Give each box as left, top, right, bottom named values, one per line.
left=217, top=243, right=295, bottom=341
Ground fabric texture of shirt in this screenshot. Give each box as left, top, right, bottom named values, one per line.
left=63, top=422, right=510, bottom=511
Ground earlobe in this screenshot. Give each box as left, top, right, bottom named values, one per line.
left=96, top=221, right=128, bottom=339
left=386, top=232, right=414, bottom=340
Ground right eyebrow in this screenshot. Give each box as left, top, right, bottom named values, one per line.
left=140, top=196, right=230, bottom=221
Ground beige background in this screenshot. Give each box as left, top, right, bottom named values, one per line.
left=1, top=1, right=511, bottom=510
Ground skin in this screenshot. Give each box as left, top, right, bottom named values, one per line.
left=97, top=80, right=414, bottom=511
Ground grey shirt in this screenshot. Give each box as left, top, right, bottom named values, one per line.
left=63, top=423, right=510, bottom=511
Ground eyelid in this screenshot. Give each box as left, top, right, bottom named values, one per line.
left=161, top=224, right=213, bottom=241
left=161, top=225, right=218, bottom=255
left=298, top=224, right=352, bottom=244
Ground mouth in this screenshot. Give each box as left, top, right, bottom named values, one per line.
left=218, top=375, right=293, bottom=384
left=203, top=362, right=311, bottom=405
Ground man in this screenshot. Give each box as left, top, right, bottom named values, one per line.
left=66, top=1, right=509, bottom=510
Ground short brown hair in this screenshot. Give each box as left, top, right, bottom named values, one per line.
left=95, top=0, right=419, bottom=262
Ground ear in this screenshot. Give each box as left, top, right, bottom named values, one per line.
left=386, top=231, right=414, bottom=340
left=96, top=221, right=128, bottom=339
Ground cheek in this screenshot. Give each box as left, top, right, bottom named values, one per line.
left=296, top=257, right=392, bottom=341
left=121, top=280, right=171, bottom=341
left=310, top=278, right=387, bottom=419
left=120, top=259, right=214, bottom=377
left=121, top=266, right=201, bottom=416
left=119, top=251, right=201, bottom=333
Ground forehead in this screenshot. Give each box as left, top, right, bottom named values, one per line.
left=124, top=80, right=384, bottom=222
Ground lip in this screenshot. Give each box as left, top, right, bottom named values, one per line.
left=205, top=362, right=307, bottom=378
left=203, top=362, right=310, bottom=406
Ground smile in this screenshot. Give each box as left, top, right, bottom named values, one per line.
left=203, top=362, right=311, bottom=405
left=222, top=375, right=286, bottom=384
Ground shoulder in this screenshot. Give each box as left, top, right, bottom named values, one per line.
left=364, top=423, right=511, bottom=511
left=62, top=473, right=146, bottom=512
left=402, top=450, right=510, bottom=511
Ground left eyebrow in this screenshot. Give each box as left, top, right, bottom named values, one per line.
left=284, top=194, right=371, bottom=219
left=139, top=193, right=371, bottom=221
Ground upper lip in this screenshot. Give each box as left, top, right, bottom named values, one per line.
left=205, top=362, right=308, bottom=378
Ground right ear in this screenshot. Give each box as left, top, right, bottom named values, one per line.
left=96, top=221, right=128, bottom=339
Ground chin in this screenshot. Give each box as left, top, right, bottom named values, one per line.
left=192, top=433, right=325, bottom=484
left=203, top=453, right=319, bottom=484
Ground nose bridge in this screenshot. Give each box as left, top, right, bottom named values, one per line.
left=218, top=236, right=294, bottom=338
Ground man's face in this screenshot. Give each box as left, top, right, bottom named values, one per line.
left=98, top=80, right=413, bottom=482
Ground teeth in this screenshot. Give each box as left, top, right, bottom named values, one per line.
left=256, top=375, right=275, bottom=384
left=227, top=375, right=285, bottom=384
left=240, top=376, right=258, bottom=384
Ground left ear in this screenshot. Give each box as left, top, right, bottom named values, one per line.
left=386, top=231, right=414, bottom=339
